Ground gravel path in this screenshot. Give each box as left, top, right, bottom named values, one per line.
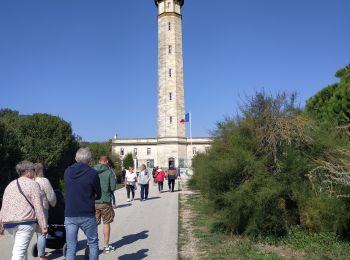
left=0, top=181, right=179, bottom=260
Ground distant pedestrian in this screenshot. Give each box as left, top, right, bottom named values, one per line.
left=125, top=166, right=137, bottom=202
left=152, top=166, right=158, bottom=184
left=0, top=161, right=47, bottom=260
left=155, top=168, right=166, bottom=192
left=167, top=166, right=177, bottom=192
left=34, top=163, right=57, bottom=260
left=94, top=156, right=116, bottom=254
left=138, top=164, right=151, bottom=201
left=64, top=148, right=101, bottom=260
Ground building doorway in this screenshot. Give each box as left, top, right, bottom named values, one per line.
left=168, top=157, right=175, bottom=168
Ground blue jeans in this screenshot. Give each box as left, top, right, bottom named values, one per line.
left=37, top=209, right=49, bottom=257
left=65, top=216, right=99, bottom=260
left=140, top=184, right=149, bottom=200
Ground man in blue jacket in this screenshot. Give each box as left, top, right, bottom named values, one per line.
left=64, top=148, right=101, bottom=260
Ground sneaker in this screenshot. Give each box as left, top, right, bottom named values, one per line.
left=113, top=205, right=117, bottom=209
left=103, top=245, right=115, bottom=254
left=127, top=199, right=130, bottom=202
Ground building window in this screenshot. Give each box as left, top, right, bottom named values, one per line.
left=205, top=146, right=210, bottom=153
left=147, top=159, right=154, bottom=168
left=120, top=148, right=124, bottom=156
left=147, top=148, right=151, bottom=155
left=170, top=116, right=173, bottom=124
left=169, top=92, right=172, bottom=101
left=179, top=159, right=185, bottom=168
left=169, top=68, right=172, bottom=77
left=167, top=2, right=171, bottom=9
left=168, top=45, right=172, bottom=54
left=192, top=147, right=197, bottom=155
left=168, top=22, right=171, bottom=31
left=134, top=148, right=137, bottom=156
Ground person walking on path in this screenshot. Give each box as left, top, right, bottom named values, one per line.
left=34, top=163, right=57, bottom=260
left=0, top=161, right=48, bottom=260
left=125, top=166, right=137, bottom=202
left=64, top=148, right=101, bottom=260
left=167, top=166, right=177, bottom=192
left=94, top=156, right=116, bottom=254
left=138, top=164, right=151, bottom=201
left=155, top=168, right=166, bottom=193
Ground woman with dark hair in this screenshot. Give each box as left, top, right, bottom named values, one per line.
left=0, top=161, right=47, bottom=260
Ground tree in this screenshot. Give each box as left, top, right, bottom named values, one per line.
left=306, top=63, right=350, bottom=129
left=0, top=111, right=79, bottom=188
left=123, top=153, right=134, bottom=169
left=80, top=141, right=112, bottom=166
left=80, top=141, right=123, bottom=182
left=0, top=122, right=22, bottom=206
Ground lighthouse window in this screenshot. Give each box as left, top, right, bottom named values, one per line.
left=169, top=68, right=172, bottom=77
left=169, top=92, right=172, bottom=101
left=168, top=22, right=171, bottom=31
left=170, top=116, right=173, bottom=124
left=168, top=2, right=171, bottom=9
left=168, top=45, right=172, bottom=54
left=193, top=147, right=197, bottom=155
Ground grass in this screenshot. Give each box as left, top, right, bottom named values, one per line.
left=183, top=194, right=282, bottom=260
left=183, top=193, right=350, bottom=259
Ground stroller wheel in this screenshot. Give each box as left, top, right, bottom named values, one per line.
left=62, top=243, right=67, bottom=257
left=31, top=243, right=38, bottom=257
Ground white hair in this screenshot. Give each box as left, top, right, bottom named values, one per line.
left=16, top=161, right=35, bottom=176
left=75, top=147, right=92, bottom=164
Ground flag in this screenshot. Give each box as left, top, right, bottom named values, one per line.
left=180, top=113, right=190, bottom=124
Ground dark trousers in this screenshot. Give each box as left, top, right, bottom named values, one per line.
left=158, top=182, right=163, bottom=192
left=126, top=185, right=135, bottom=199
left=140, top=184, right=149, bottom=200
left=168, top=179, right=175, bottom=192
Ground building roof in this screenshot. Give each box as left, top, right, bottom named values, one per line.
left=155, top=0, right=184, bottom=7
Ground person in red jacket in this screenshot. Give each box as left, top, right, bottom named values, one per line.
left=155, top=168, right=166, bottom=193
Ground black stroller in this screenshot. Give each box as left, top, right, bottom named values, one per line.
left=31, top=190, right=67, bottom=257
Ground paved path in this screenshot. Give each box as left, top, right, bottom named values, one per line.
left=0, top=181, right=180, bottom=260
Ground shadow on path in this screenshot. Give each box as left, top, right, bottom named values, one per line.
left=111, top=230, right=149, bottom=249
left=48, top=239, right=87, bottom=259
left=118, top=249, right=149, bottom=260
left=116, top=203, right=132, bottom=209
left=145, top=196, right=160, bottom=201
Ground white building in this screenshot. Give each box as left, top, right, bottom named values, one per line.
left=112, top=0, right=212, bottom=170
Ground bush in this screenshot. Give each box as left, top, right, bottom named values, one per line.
left=191, top=91, right=350, bottom=238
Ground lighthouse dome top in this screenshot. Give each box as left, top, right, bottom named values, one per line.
left=155, top=0, right=184, bottom=7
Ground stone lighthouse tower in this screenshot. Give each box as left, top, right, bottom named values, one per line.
left=156, top=0, right=185, bottom=138
left=112, top=1, right=212, bottom=170
left=155, top=0, right=186, bottom=168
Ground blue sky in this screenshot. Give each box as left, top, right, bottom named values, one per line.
left=0, top=0, right=349, bottom=141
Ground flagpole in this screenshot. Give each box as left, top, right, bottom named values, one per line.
left=190, top=111, right=193, bottom=152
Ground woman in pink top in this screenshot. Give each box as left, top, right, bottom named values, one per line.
left=0, top=161, right=47, bottom=260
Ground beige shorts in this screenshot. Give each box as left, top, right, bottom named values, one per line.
left=95, top=203, right=115, bottom=225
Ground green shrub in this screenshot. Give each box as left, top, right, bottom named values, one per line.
left=191, top=90, right=350, bottom=239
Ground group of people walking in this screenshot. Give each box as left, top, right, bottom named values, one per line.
left=123, top=164, right=181, bottom=202
left=0, top=147, right=181, bottom=260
